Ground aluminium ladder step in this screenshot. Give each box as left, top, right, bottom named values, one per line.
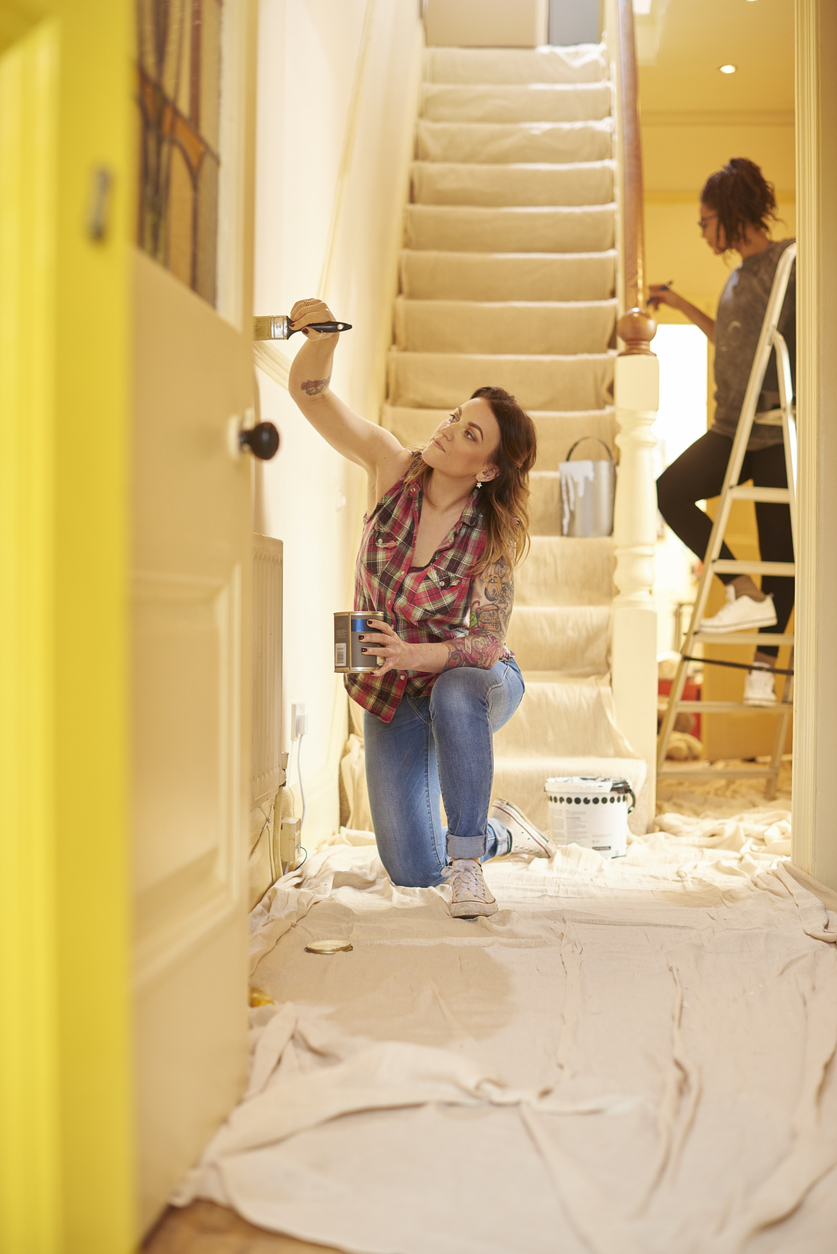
left=711, top=560, right=795, bottom=576
left=727, top=485, right=791, bottom=504
left=691, top=631, right=794, bottom=645
left=669, top=701, right=793, bottom=714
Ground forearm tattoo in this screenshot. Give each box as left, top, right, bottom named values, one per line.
left=300, top=377, right=330, bottom=396
left=444, top=557, right=514, bottom=672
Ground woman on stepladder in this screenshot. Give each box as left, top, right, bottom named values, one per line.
left=651, top=158, right=795, bottom=706
left=289, top=297, right=553, bottom=919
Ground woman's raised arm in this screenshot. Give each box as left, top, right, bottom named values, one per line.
left=287, top=297, right=407, bottom=479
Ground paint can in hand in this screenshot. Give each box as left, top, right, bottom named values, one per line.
left=334, top=610, right=386, bottom=673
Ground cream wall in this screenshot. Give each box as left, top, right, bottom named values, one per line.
left=252, top=0, right=423, bottom=843
left=644, top=117, right=796, bottom=318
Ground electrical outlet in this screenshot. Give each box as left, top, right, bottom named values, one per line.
left=290, top=702, right=307, bottom=739
left=280, top=817, right=302, bottom=874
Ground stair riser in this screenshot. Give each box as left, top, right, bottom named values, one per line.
left=493, top=682, right=621, bottom=760
left=416, top=121, right=613, bottom=165
left=387, top=352, right=614, bottom=412
left=516, top=538, right=615, bottom=606
left=405, top=205, right=615, bottom=254
left=420, top=83, right=612, bottom=124
left=400, top=250, right=617, bottom=302
left=412, top=161, right=614, bottom=208
left=507, top=607, right=610, bottom=673
left=393, top=298, right=617, bottom=356
left=423, top=46, right=608, bottom=86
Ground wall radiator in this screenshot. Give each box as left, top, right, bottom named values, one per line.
left=252, top=533, right=284, bottom=806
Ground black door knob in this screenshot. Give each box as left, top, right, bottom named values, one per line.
left=239, top=421, right=280, bottom=461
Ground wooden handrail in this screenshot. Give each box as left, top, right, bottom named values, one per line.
left=610, top=0, right=656, bottom=355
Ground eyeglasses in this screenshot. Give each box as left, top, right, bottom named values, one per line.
left=698, top=213, right=718, bottom=230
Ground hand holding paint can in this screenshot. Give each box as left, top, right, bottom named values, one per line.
left=334, top=611, right=386, bottom=673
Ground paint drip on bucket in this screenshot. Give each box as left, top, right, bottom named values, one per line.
left=544, top=776, right=636, bottom=858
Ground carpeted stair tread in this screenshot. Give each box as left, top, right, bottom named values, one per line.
left=393, top=298, right=617, bottom=355
left=423, top=45, right=607, bottom=86
left=507, top=606, right=611, bottom=673
left=381, top=406, right=617, bottom=472
left=491, top=754, right=648, bottom=836
left=387, top=351, right=614, bottom=411
left=416, top=120, right=613, bottom=165
left=411, top=160, right=615, bottom=207
left=515, top=536, right=615, bottom=606
left=420, top=82, right=612, bottom=124
left=399, top=250, right=616, bottom=301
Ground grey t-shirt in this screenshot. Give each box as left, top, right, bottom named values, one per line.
left=712, top=238, right=796, bottom=450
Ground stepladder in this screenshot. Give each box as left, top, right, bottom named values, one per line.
left=657, top=242, right=797, bottom=798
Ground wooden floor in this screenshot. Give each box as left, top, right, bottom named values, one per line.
left=143, top=1201, right=345, bottom=1253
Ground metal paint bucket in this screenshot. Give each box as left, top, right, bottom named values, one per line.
left=334, top=610, right=386, bottom=673
left=544, top=776, right=636, bottom=858
left=559, top=437, right=616, bottom=537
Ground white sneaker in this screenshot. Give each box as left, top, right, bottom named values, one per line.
left=490, top=798, right=553, bottom=858
left=699, top=586, right=777, bottom=634
left=743, top=663, right=777, bottom=706
left=442, top=859, right=498, bottom=918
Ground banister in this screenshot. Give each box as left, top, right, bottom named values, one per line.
left=608, top=0, right=656, bottom=355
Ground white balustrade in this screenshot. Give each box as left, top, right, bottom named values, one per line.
left=611, top=309, right=659, bottom=826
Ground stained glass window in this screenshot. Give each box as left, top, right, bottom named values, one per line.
left=136, top=0, right=222, bottom=306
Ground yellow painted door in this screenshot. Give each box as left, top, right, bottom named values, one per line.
left=0, top=0, right=259, bottom=1247
left=131, top=1, right=259, bottom=1233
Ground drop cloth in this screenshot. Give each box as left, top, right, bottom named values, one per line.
left=173, top=785, right=837, bottom=1254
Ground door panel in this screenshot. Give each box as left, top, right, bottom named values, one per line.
left=132, top=249, right=253, bottom=1229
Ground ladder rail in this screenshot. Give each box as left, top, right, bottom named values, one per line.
left=657, top=244, right=797, bottom=778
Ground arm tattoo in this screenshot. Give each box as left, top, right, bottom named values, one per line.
left=443, top=557, right=514, bottom=672
left=300, top=377, right=331, bottom=396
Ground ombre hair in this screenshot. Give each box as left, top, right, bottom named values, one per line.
left=701, top=158, right=778, bottom=254
left=407, top=386, right=537, bottom=572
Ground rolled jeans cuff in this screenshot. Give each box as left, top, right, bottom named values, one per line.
left=447, top=831, right=488, bottom=860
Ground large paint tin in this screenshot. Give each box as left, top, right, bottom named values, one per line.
left=544, top=776, right=636, bottom=858
left=334, top=610, right=386, bottom=673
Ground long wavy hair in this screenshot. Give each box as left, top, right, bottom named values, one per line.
left=701, top=157, right=778, bottom=254
left=406, top=386, right=537, bottom=572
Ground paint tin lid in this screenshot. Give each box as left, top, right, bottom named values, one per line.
left=544, top=776, right=632, bottom=795
left=305, top=939, right=354, bottom=954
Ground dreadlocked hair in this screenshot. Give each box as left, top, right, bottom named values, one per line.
left=406, top=386, right=537, bottom=573
left=701, top=158, right=778, bottom=253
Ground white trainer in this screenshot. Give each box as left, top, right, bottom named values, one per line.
left=490, top=798, right=553, bottom=858
left=699, top=586, right=777, bottom=634
left=442, top=859, right=498, bottom=918
left=743, top=662, right=777, bottom=706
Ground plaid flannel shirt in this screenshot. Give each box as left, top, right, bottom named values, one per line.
left=346, top=455, right=510, bottom=722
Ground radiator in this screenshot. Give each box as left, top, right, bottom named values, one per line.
left=252, top=534, right=284, bottom=806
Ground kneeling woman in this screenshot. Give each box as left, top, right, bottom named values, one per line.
left=289, top=298, right=550, bottom=918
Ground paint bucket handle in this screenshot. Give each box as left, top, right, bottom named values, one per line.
left=565, top=437, right=614, bottom=462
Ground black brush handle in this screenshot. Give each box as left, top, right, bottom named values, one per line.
left=287, top=320, right=352, bottom=337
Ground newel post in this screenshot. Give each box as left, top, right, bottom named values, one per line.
left=611, top=308, right=659, bottom=827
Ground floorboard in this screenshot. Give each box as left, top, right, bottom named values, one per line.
left=143, top=1201, right=346, bottom=1253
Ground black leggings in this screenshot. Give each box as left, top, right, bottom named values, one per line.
left=656, top=431, right=794, bottom=660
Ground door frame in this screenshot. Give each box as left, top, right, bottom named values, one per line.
left=792, top=0, right=837, bottom=888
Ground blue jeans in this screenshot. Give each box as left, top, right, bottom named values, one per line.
left=363, top=658, right=525, bottom=887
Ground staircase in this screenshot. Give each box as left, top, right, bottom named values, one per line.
left=384, top=43, right=648, bottom=834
